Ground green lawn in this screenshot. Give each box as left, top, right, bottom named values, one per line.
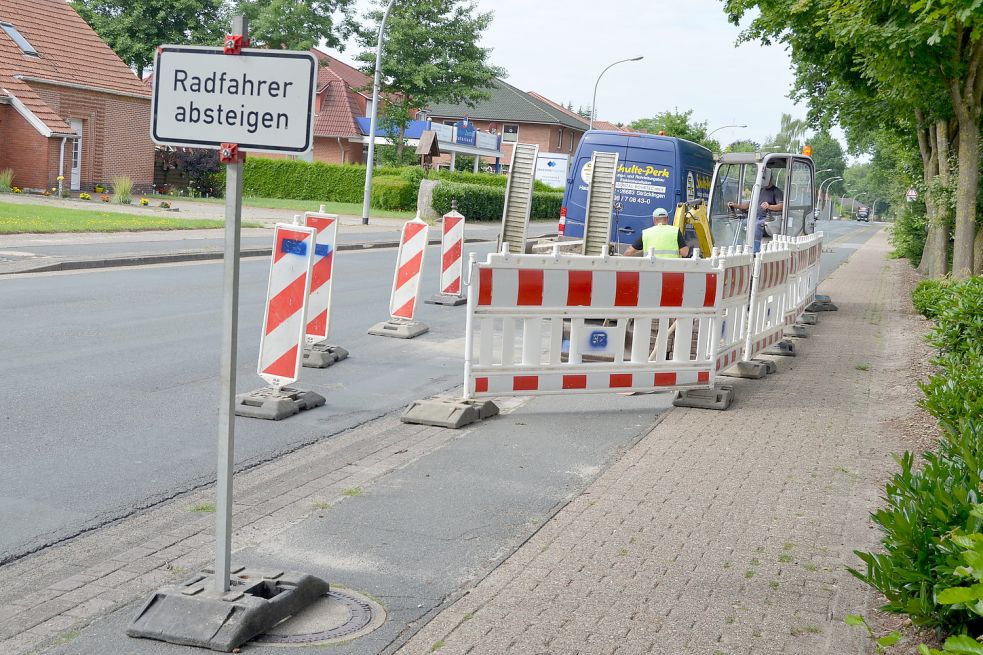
left=151, top=194, right=416, bottom=220
left=0, top=201, right=260, bottom=234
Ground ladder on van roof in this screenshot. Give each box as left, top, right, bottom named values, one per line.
left=499, top=143, right=538, bottom=254
left=582, top=150, right=619, bottom=256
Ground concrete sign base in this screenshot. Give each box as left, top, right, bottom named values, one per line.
left=763, top=340, right=797, bottom=357
left=672, top=385, right=735, bottom=411
left=368, top=319, right=429, bottom=339
left=425, top=293, right=467, bottom=306
left=235, top=386, right=326, bottom=420
left=784, top=325, right=809, bottom=339
left=721, top=360, right=770, bottom=380
left=126, top=568, right=329, bottom=652
left=807, top=299, right=838, bottom=312
left=303, top=343, right=349, bottom=369
left=401, top=396, right=500, bottom=429
left=799, top=312, right=819, bottom=325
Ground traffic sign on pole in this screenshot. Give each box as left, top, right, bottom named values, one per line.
left=151, top=46, right=316, bottom=153
left=128, top=18, right=330, bottom=653
left=906, top=188, right=918, bottom=202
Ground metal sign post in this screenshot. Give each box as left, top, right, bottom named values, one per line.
left=128, top=18, right=329, bottom=652
left=213, top=18, right=247, bottom=595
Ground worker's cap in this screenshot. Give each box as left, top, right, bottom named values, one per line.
left=652, top=207, right=669, bottom=218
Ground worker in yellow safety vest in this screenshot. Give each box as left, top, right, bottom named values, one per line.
left=624, top=207, right=690, bottom=258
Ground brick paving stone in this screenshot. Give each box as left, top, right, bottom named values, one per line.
left=398, top=230, right=902, bottom=655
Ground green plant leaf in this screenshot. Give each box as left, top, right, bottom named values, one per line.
left=938, top=584, right=983, bottom=605
left=942, top=634, right=983, bottom=654
left=844, top=614, right=866, bottom=626
left=878, top=632, right=901, bottom=647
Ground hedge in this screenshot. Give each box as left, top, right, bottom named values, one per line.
left=432, top=181, right=563, bottom=221
left=240, top=158, right=415, bottom=210
left=432, top=169, right=559, bottom=192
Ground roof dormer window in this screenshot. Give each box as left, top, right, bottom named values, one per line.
left=0, top=21, right=38, bottom=57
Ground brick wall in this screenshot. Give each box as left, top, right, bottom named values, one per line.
left=0, top=105, right=54, bottom=190
left=32, top=82, right=154, bottom=190
left=313, top=137, right=363, bottom=165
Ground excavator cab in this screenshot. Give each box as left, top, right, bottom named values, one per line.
left=706, top=152, right=816, bottom=252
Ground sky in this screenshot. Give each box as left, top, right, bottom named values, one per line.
left=342, top=0, right=810, bottom=148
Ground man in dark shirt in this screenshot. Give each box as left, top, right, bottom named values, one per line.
left=728, top=168, right=784, bottom=251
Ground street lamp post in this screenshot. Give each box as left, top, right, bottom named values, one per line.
left=361, top=0, right=397, bottom=225
left=590, top=56, right=643, bottom=130
left=706, top=124, right=747, bottom=138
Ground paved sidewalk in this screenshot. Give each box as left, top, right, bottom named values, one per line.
left=397, top=229, right=903, bottom=654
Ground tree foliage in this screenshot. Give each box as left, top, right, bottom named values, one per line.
left=725, top=139, right=760, bottom=153
left=355, top=0, right=504, bottom=164
left=723, top=0, right=983, bottom=278
left=71, top=0, right=226, bottom=78
left=628, top=109, right=721, bottom=152
left=235, top=0, right=355, bottom=50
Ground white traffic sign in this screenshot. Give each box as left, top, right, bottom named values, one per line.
left=906, top=187, right=918, bottom=202
left=151, top=46, right=316, bottom=153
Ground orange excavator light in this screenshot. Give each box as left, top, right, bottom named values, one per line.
left=802, top=145, right=813, bottom=157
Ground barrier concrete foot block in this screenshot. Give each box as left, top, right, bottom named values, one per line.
left=673, top=385, right=735, bottom=411
left=401, top=397, right=500, bottom=429
left=815, top=293, right=832, bottom=302
left=234, top=386, right=326, bottom=420
left=126, top=568, right=328, bottom=652
left=800, top=312, right=819, bottom=325
left=425, top=294, right=467, bottom=306
left=368, top=320, right=430, bottom=339
left=720, top=361, right=769, bottom=379
left=303, top=343, right=349, bottom=369
left=806, top=300, right=839, bottom=312
left=784, top=325, right=809, bottom=339
left=763, top=340, right=796, bottom=357
left=751, top=358, right=778, bottom=374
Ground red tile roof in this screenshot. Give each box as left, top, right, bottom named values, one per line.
left=0, top=0, right=149, bottom=135
left=592, top=120, right=631, bottom=132
left=311, top=49, right=371, bottom=97
left=313, top=69, right=362, bottom=138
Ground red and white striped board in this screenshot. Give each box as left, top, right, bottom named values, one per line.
left=475, top=267, right=720, bottom=310
left=471, top=369, right=711, bottom=398
left=389, top=217, right=429, bottom=320
left=303, top=212, right=339, bottom=346
left=439, top=210, right=465, bottom=297
left=258, top=224, right=316, bottom=388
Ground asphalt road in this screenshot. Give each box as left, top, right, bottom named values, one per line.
left=0, top=220, right=877, bottom=564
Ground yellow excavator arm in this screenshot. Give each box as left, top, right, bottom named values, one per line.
left=673, top=200, right=713, bottom=256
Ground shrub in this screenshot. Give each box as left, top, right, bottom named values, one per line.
left=927, top=277, right=983, bottom=365
left=111, top=176, right=133, bottom=204
left=913, top=278, right=955, bottom=319
left=430, top=169, right=558, bottom=192
left=891, top=203, right=928, bottom=265
left=140, top=198, right=150, bottom=206
left=243, top=158, right=367, bottom=203
left=0, top=168, right=12, bottom=192
left=850, top=422, right=983, bottom=631
left=432, top=181, right=563, bottom=221
left=78, top=192, right=91, bottom=201
left=921, top=358, right=983, bottom=432
left=371, top=176, right=416, bottom=211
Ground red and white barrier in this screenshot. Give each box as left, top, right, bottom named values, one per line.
left=462, top=248, right=752, bottom=400
left=427, top=209, right=466, bottom=306
left=390, top=217, right=429, bottom=320
left=303, top=212, right=338, bottom=345
left=711, top=245, right=754, bottom=373
left=775, top=233, right=823, bottom=325
left=440, top=210, right=465, bottom=295
left=258, top=224, right=316, bottom=388
left=743, top=241, right=792, bottom=360
left=369, top=215, right=431, bottom=338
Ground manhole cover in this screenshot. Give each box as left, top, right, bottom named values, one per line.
left=252, top=587, right=385, bottom=646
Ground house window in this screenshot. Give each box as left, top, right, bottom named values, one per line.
left=558, top=129, right=563, bottom=150
left=502, top=124, right=519, bottom=143
left=0, top=22, right=38, bottom=56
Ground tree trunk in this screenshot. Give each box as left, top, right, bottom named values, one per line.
left=396, top=124, right=406, bottom=165
left=948, top=41, right=983, bottom=278
left=926, top=121, right=951, bottom=278
left=974, top=226, right=983, bottom=275
left=952, top=119, right=979, bottom=277
left=916, top=115, right=944, bottom=276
